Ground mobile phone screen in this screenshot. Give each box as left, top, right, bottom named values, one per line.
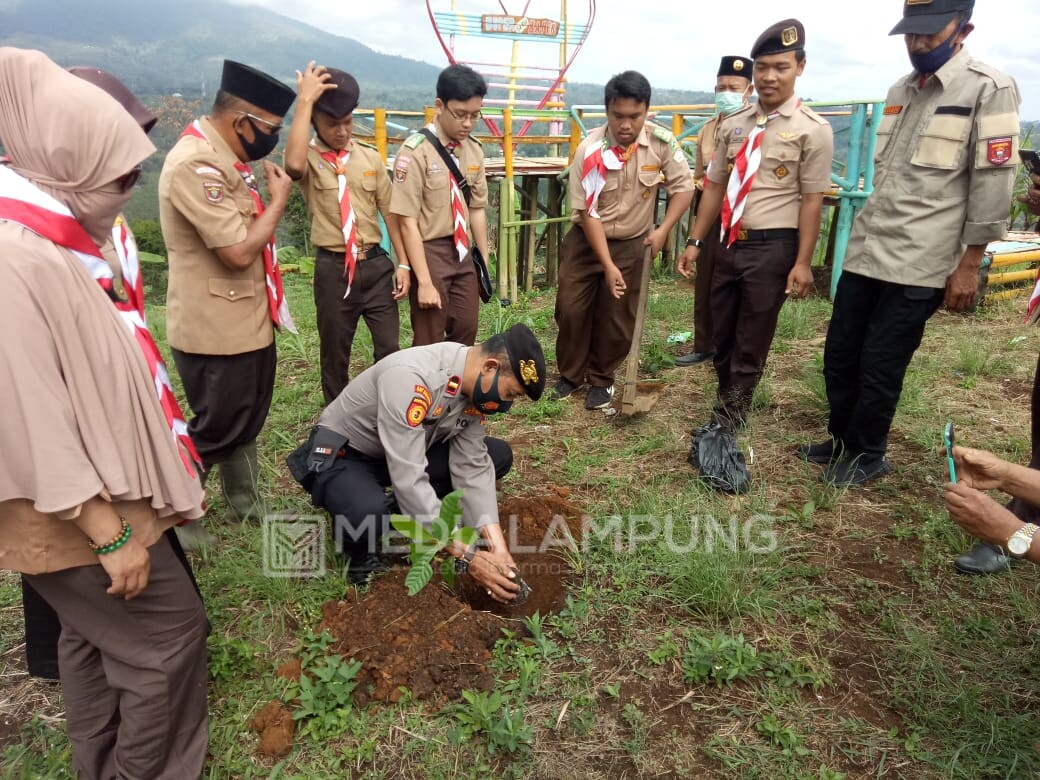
left=943, top=422, right=957, bottom=484
left=1021, top=149, right=1040, bottom=176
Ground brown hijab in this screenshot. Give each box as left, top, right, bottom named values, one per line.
left=0, top=48, right=155, bottom=242
left=0, top=48, right=204, bottom=553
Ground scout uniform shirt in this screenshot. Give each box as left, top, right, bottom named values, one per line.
left=707, top=94, right=834, bottom=230
left=297, top=138, right=391, bottom=252
left=317, top=343, right=498, bottom=528
left=569, top=123, right=694, bottom=240
left=843, top=48, right=1020, bottom=289
left=159, top=116, right=272, bottom=355
left=389, top=123, right=488, bottom=241
left=694, top=114, right=721, bottom=187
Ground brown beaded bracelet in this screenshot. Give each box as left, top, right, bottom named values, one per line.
left=87, top=518, right=131, bottom=554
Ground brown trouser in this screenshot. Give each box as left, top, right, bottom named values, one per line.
left=314, top=246, right=400, bottom=405
left=410, top=236, right=479, bottom=347
left=555, top=227, right=648, bottom=388
left=693, top=216, right=723, bottom=354
left=710, top=233, right=799, bottom=425
left=25, top=534, right=208, bottom=780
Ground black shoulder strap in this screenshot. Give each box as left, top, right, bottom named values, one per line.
left=418, top=127, right=472, bottom=206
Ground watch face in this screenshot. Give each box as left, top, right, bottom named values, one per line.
left=1009, top=535, right=1030, bottom=556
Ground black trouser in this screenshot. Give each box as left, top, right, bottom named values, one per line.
left=310, top=438, right=513, bottom=554
left=823, top=271, right=943, bottom=457
left=314, top=246, right=400, bottom=405
left=171, top=344, right=277, bottom=470
left=710, top=233, right=799, bottom=425
left=1007, top=353, right=1040, bottom=523
left=693, top=216, right=722, bottom=354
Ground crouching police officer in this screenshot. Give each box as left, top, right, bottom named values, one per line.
left=288, top=324, right=545, bottom=596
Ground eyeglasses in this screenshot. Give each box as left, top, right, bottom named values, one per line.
left=444, top=107, right=483, bottom=123
left=235, top=111, right=283, bottom=134
left=117, top=165, right=142, bottom=193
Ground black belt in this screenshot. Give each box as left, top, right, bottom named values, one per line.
left=318, top=245, right=388, bottom=261
left=727, top=228, right=799, bottom=243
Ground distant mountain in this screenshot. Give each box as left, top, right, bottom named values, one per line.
left=0, top=0, right=441, bottom=97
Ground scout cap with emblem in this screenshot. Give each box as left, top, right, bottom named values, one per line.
left=890, top=0, right=974, bottom=36
left=750, top=19, right=805, bottom=59
left=68, top=66, right=158, bottom=134
left=220, top=59, right=296, bottom=116
left=717, top=56, right=754, bottom=79
left=314, top=68, right=360, bottom=119
left=502, top=323, right=546, bottom=400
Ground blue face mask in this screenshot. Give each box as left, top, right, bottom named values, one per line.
left=471, top=369, right=513, bottom=415
left=715, top=91, right=746, bottom=116
left=908, top=21, right=965, bottom=75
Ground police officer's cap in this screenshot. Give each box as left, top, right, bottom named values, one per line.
left=502, top=324, right=546, bottom=401
left=314, top=68, right=360, bottom=119
left=717, top=56, right=754, bottom=80
left=750, top=19, right=805, bottom=59
left=220, top=60, right=296, bottom=117
left=889, top=0, right=974, bottom=36
left=68, top=67, right=158, bottom=134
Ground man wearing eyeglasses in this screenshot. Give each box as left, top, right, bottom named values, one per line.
left=390, top=64, right=490, bottom=347
left=159, top=60, right=296, bottom=529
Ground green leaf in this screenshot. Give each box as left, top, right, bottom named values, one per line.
left=404, top=561, right=433, bottom=595
left=440, top=556, right=457, bottom=589
left=453, top=526, right=480, bottom=548
left=438, top=489, right=465, bottom=529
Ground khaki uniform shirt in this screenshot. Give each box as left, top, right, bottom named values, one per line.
left=295, top=139, right=391, bottom=252
left=159, top=117, right=273, bottom=355
left=318, top=343, right=498, bottom=529
left=569, top=123, right=694, bottom=239
left=694, top=115, right=721, bottom=186
left=843, top=49, right=1020, bottom=288
left=389, top=122, right=488, bottom=241
left=708, top=95, right=834, bottom=230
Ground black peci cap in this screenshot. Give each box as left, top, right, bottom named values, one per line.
left=889, top=0, right=974, bottom=36
left=69, top=66, right=158, bottom=134
left=750, top=19, right=805, bottom=59
left=717, top=56, right=754, bottom=79
left=314, top=68, right=360, bottom=119
left=502, top=324, right=546, bottom=401
left=220, top=60, right=296, bottom=117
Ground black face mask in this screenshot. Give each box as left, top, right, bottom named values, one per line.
left=236, top=116, right=279, bottom=161
left=471, top=368, right=513, bottom=415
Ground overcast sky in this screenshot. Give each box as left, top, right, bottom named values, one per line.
left=232, top=0, right=1039, bottom=119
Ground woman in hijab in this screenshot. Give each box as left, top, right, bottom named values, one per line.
left=0, top=48, right=208, bottom=779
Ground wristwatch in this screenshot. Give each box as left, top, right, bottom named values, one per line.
left=686, top=237, right=705, bottom=249
left=1006, top=522, right=1039, bottom=558
left=454, top=543, right=479, bottom=574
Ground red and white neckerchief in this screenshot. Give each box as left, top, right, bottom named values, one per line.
left=112, top=214, right=146, bottom=322
left=314, top=143, right=358, bottom=296
left=0, top=163, right=202, bottom=476
left=580, top=135, right=634, bottom=219
left=429, top=124, right=469, bottom=263
left=180, top=120, right=297, bottom=333
left=719, top=105, right=793, bottom=247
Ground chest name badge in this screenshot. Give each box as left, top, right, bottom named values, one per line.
left=883, top=104, right=903, bottom=116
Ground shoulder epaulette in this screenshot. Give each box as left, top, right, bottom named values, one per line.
left=967, top=59, right=1017, bottom=90
left=650, top=123, right=680, bottom=151
left=355, top=139, right=379, bottom=152
left=403, top=133, right=426, bottom=150
left=798, top=104, right=830, bottom=126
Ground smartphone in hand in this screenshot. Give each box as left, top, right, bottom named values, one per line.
left=943, top=422, right=957, bottom=484
left=1021, top=149, right=1040, bottom=176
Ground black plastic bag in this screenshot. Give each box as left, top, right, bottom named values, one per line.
left=688, top=423, right=751, bottom=494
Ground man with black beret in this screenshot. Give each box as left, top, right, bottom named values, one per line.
left=160, top=59, right=296, bottom=530
left=289, top=323, right=545, bottom=591
left=804, top=0, right=1020, bottom=496
left=285, top=62, right=408, bottom=405
left=681, top=20, right=834, bottom=430
left=677, top=55, right=754, bottom=368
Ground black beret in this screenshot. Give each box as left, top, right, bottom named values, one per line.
left=503, top=323, right=546, bottom=401
left=717, top=56, right=753, bottom=79
left=314, top=68, right=360, bottom=119
left=750, top=19, right=805, bottom=59
left=890, top=0, right=974, bottom=36
left=220, top=60, right=296, bottom=117
left=68, top=66, right=158, bottom=134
